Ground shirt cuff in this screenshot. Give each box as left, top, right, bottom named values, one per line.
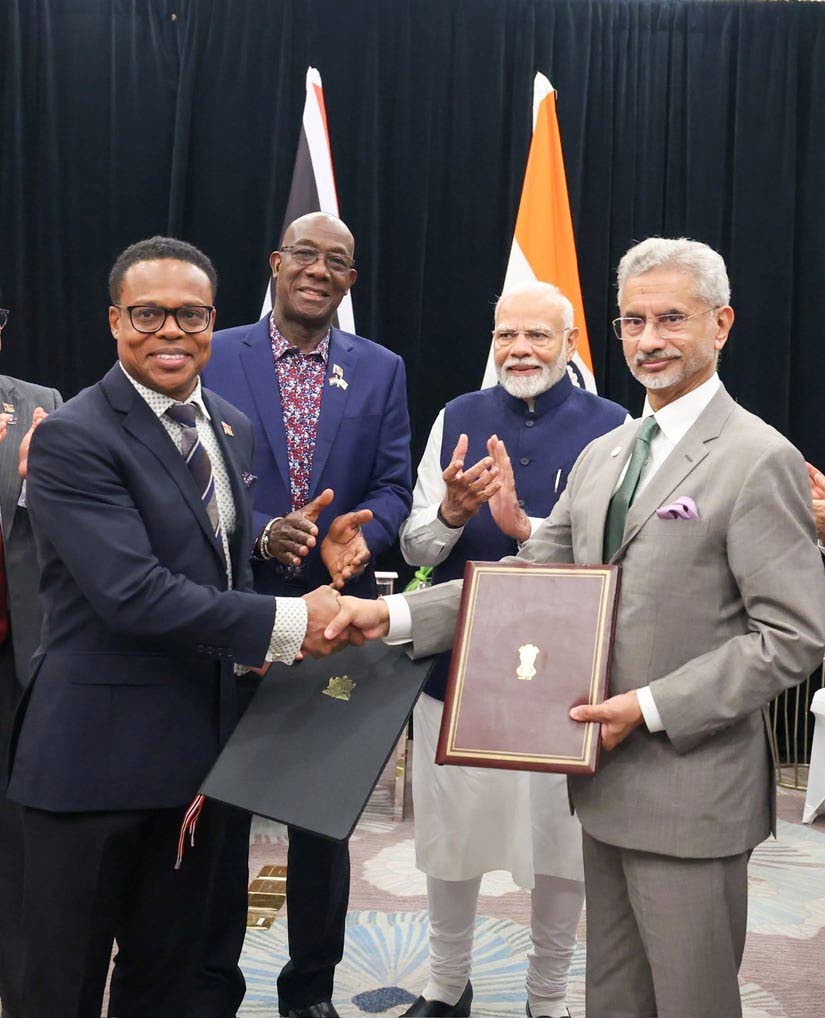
left=637, top=685, right=665, bottom=733
left=17, top=480, right=26, bottom=508
left=528, top=515, right=543, bottom=537
left=265, top=597, right=308, bottom=664
left=819, top=540, right=825, bottom=556
left=383, top=593, right=413, bottom=644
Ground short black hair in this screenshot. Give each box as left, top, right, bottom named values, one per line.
left=108, top=236, right=218, bottom=303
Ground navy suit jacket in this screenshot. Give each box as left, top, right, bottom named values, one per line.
left=203, top=317, right=412, bottom=597
left=8, top=364, right=278, bottom=812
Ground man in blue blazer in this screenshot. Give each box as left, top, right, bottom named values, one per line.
left=200, top=212, right=412, bottom=1018
left=7, top=237, right=341, bottom=1018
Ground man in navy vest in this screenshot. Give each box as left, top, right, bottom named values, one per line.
left=397, top=281, right=627, bottom=1018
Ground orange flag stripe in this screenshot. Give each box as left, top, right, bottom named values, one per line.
left=513, top=89, right=593, bottom=374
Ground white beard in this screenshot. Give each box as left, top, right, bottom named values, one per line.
left=497, top=349, right=569, bottom=400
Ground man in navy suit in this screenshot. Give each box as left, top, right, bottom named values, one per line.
left=6, top=237, right=343, bottom=1018
left=200, top=212, right=412, bottom=1018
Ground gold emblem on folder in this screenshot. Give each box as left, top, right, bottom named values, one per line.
left=323, top=675, right=356, bottom=701
left=516, top=644, right=540, bottom=681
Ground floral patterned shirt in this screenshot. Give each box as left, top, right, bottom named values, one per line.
left=269, top=315, right=330, bottom=512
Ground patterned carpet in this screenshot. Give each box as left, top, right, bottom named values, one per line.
left=240, top=757, right=825, bottom=1017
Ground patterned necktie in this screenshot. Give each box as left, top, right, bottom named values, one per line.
left=165, top=403, right=226, bottom=566
left=602, top=416, right=660, bottom=561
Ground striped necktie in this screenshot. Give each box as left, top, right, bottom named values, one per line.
left=165, top=403, right=226, bottom=566
left=602, top=416, right=660, bottom=561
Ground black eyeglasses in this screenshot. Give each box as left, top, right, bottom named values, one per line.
left=117, top=305, right=215, bottom=334
left=0, top=309, right=9, bottom=330
left=279, top=246, right=355, bottom=274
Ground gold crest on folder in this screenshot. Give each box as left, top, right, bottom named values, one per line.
left=516, top=644, right=540, bottom=681
left=323, top=675, right=356, bottom=701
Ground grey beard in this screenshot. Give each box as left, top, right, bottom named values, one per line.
left=497, top=352, right=568, bottom=399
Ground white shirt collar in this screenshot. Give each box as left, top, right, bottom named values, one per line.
left=641, top=373, right=721, bottom=447
left=119, top=362, right=211, bottom=421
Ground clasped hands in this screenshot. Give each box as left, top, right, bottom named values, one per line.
left=260, top=487, right=372, bottom=589
left=299, top=586, right=390, bottom=659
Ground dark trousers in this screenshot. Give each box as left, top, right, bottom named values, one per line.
left=192, top=671, right=350, bottom=1016
left=191, top=819, right=351, bottom=1016
left=276, top=827, right=351, bottom=1013
left=189, top=806, right=252, bottom=1017
left=0, top=640, right=23, bottom=1018
left=18, top=802, right=226, bottom=1018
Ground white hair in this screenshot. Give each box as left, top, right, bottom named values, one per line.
left=616, top=238, right=731, bottom=308
left=494, top=281, right=575, bottom=332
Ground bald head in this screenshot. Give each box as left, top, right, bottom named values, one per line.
left=281, top=212, right=355, bottom=260
left=269, top=212, right=358, bottom=348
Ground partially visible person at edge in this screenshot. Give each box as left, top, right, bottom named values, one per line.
left=0, top=292, right=62, bottom=1018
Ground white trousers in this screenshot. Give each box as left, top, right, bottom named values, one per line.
left=423, top=872, right=584, bottom=1018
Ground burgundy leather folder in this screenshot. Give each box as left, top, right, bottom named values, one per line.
left=436, top=561, right=621, bottom=775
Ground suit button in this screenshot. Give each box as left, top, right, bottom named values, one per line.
left=525, top=419, right=535, bottom=428
left=520, top=457, right=530, bottom=466
left=518, top=499, right=525, bottom=508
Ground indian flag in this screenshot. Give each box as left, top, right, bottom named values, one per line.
left=482, top=73, right=595, bottom=392
left=261, top=67, right=355, bottom=334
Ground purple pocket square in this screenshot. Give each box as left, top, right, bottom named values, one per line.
left=656, top=496, right=699, bottom=520
left=242, top=472, right=258, bottom=488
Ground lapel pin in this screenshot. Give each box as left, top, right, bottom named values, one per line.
left=329, top=364, right=348, bottom=390
left=610, top=446, right=622, bottom=457
left=221, top=421, right=234, bottom=436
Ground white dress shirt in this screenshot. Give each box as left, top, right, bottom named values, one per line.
left=121, top=364, right=306, bottom=664
left=386, top=373, right=723, bottom=732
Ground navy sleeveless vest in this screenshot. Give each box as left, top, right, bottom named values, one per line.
left=423, top=375, right=627, bottom=700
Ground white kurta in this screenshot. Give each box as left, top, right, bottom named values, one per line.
left=413, top=692, right=584, bottom=887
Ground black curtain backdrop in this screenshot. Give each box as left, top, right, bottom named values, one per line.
left=2, top=0, right=825, bottom=476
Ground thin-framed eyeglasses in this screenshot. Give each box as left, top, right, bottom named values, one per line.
left=279, top=245, right=355, bottom=274
left=492, top=327, right=570, bottom=349
left=0, top=309, right=9, bottom=331
left=116, top=305, right=215, bottom=334
left=612, top=307, right=719, bottom=341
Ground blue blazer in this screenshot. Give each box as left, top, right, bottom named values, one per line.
left=7, top=364, right=278, bottom=812
left=203, top=317, right=413, bottom=596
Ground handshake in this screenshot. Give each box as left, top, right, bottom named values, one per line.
left=298, top=585, right=391, bottom=659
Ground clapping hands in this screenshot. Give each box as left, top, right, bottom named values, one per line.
left=260, top=487, right=372, bottom=589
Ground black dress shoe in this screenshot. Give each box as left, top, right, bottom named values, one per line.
left=526, top=1005, right=570, bottom=1018
left=284, top=1004, right=340, bottom=1018
left=401, top=980, right=472, bottom=1016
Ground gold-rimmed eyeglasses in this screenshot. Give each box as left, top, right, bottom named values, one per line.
left=492, top=327, right=570, bottom=349
left=612, top=307, right=718, bottom=340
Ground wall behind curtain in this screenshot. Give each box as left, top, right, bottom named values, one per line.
left=2, top=0, right=824, bottom=468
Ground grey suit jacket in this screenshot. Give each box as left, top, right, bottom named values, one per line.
left=0, top=374, right=62, bottom=685
left=406, top=385, right=825, bottom=859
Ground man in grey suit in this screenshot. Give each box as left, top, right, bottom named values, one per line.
left=0, top=299, right=62, bottom=1017
left=326, top=239, right=825, bottom=1018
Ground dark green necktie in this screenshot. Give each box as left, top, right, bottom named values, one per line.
left=602, top=416, right=660, bottom=561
